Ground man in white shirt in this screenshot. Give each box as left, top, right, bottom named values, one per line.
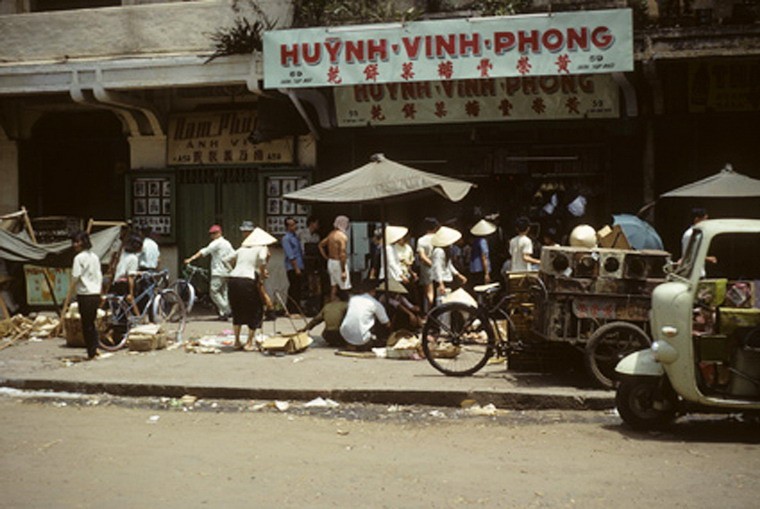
left=138, top=226, right=160, bottom=271
left=184, top=224, right=235, bottom=319
left=417, top=217, right=439, bottom=312
left=340, top=279, right=390, bottom=350
left=509, top=216, right=540, bottom=272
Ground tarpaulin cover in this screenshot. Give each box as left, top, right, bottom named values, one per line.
left=0, top=226, right=122, bottom=263
left=661, top=165, right=760, bottom=198
left=283, top=153, right=475, bottom=204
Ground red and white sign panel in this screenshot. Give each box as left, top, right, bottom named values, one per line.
left=335, top=74, right=620, bottom=126
left=264, top=9, right=633, bottom=89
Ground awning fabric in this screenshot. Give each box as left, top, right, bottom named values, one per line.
left=0, top=226, right=122, bottom=263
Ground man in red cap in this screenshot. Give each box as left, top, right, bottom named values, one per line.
left=184, top=224, right=234, bottom=319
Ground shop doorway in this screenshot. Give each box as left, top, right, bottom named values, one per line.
left=20, top=111, right=128, bottom=220
left=176, top=167, right=261, bottom=288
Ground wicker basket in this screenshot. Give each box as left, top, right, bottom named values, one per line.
left=64, top=304, right=108, bottom=347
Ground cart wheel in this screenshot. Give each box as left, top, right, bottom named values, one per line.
left=99, top=321, right=128, bottom=351
left=421, top=302, right=495, bottom=377
left=616, top=376, right=677, bottom=430
left=585, top=322, right=651, bottom=389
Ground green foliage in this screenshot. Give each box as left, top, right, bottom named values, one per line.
left=205, top=17, right=277, bottom=63
left=292, top=0, right=421, bottom=28
left=464, top=0, right=530, bottom=17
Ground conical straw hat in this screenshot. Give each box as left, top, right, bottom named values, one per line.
left=384, top=225, right=408, bottom=245
left=431, top=226, right=462, bottom=247
left=380, top=278, right=408, bottom=294
left=470, top=219, right=496, bottom=236
left=242, top=227, right=278, bottom=247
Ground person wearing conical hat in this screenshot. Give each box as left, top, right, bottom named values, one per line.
left=469, top=219, right=496, bottom=287
left=225, top=225, right=277, bottom=351
left=431, top=226, right=467, bottom=304
left=416, top=217, right=440, bottom=313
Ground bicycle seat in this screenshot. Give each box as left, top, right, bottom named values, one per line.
left=473, top=282, right=501, bottom=294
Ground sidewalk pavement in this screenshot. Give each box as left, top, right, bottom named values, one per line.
left=0, top=314, right=615, bottom=411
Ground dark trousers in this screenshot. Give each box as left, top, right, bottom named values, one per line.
left=286, top=270, right=304, bottom=313
left=77, top=294, right=100, bottom=358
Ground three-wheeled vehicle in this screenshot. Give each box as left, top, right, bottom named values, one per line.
left=615, top=219, right=760, bottom=429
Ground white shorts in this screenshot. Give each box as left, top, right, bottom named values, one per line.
left=327, top=259, right=351, bottom=289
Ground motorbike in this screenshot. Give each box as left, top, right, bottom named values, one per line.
left=615, top=219, right=760, bottom=429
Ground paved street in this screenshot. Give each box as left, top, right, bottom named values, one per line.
left=1, top=395, right=758, bottom=509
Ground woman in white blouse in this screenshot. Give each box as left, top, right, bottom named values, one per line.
left=225, top=227, right=276, bottom=351
left=430, top=226, right=467, bottom=304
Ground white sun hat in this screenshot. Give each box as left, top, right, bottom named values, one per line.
left=242, top=227, right=278, bottom=247
left=431, top=226, right=462, bottom=247
left=379, top=278, right=408, bottom=294
left=569, top=224, right=597, bottom=248
left=470, top=219, right=496, bottom=236
left=384, top=225, right=408, bottom=245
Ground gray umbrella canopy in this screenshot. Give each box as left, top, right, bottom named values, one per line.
left=283, top=153, right=474, bottom=204
left=661, top=164, right=760, bottom=198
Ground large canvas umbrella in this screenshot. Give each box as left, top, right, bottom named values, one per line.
left=661, top=164, right=760, bottom=198
left=283, top=153, right=475, bottom=296
left=283, top=153, right=474, bottom=204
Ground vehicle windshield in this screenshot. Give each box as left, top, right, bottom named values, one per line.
left=672, top=230, right=702, bottom=279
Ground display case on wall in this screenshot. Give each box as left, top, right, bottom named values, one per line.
left=127, top=172, right=175, bottom=242
left=264, top=175, right=310, bottom=236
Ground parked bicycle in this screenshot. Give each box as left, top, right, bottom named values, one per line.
left=99, top=269, right=187, bottom=351
left=172, top=264, right=214, bottom=314
left=421, top=278, right=546, bottom=376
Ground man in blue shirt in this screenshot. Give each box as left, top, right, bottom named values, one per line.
left=283, top=217, right=305, bottom=314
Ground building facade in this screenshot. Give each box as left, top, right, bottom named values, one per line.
left=1, top=0, right=759, bottom=294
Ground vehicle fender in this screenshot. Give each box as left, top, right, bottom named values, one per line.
left=615, top=349, right=664, bottom=377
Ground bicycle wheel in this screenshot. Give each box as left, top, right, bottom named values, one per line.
left=171, top=279, right=196, bottom=314
left=585, top=322, right=651, bottom=389
left=421, top=302, right=495, bottom=376
left=98, top=297, right=129, bottom=351
left=152, top=289, right=188, bottom=345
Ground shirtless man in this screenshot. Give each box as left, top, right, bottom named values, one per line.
left=318, top=215, right=352, bottom=301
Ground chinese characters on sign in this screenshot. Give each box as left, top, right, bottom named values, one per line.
left=263, top=9, right=633, bottom=89
left=132, top=177, right=172, bottom=235
left=265, top=176, right=311, bottom=236
left=168, top=111, right=295, bottom=165
left=335, top=74, right=619, bottom=126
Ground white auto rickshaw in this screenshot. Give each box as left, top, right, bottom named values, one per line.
left=615, top=219, right=760, bottom=429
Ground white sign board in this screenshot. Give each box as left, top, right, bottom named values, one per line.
left=335, top=74, right=619, bottom=126
left=264, top=9, right=633, bottom=89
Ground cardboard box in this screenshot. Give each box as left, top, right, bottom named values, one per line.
left=597, top=225, right=631, bottom=250
left=261, top=332, right=312, bottom=354
left=126, top=324, right=167, bottom=352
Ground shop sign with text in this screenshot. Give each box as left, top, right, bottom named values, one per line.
left=168, top=111, right=294, bottom=166
left=335, top=74, right=619, bottom=126
left=264, top=9, right=632, bottom=89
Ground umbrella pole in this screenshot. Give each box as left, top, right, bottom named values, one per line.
left=381, top=202, right=389, bottom=295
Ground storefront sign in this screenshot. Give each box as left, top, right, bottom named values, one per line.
left=689, top=60, right=760, bottom=113
left=168, top=111, right=294, bottom=165
left=264, top=9, right=632, bottom=89
left=335, top=74, right=619, bottom=126
left=24, top=266, right=70, bottom=306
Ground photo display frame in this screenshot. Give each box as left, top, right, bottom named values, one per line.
left=130, top=175, right=173, bottom=238
left=264, top=175, right=310, bottom=236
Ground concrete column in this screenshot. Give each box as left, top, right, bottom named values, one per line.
left=0, top=140, right=19, bottom=213
left=129, top=135, right=167, bottom=169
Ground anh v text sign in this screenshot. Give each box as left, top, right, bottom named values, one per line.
left=264, top=9, right=633, bottom=89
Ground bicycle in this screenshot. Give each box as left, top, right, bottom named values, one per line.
left=421, top=276, right=547, bottom=377
left=173, top=264, right=215, bottom=314
left=99, top=269, right=187, bottom=351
